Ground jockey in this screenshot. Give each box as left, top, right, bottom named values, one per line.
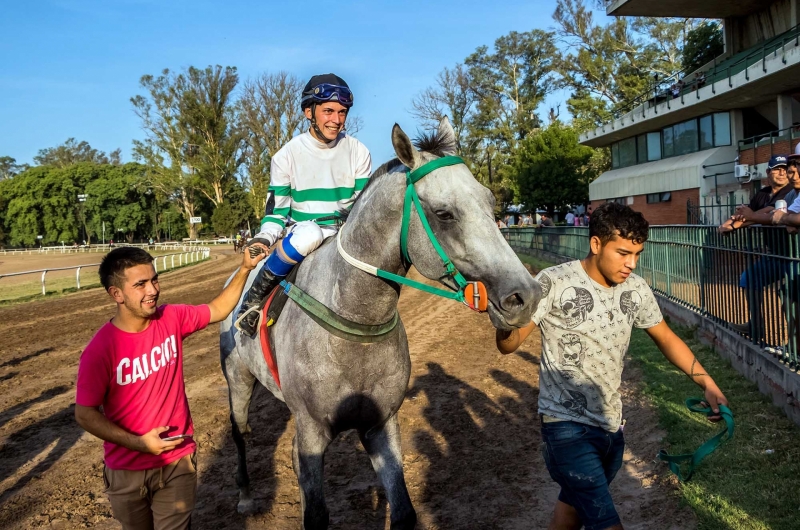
left=235, top=73, right=372, bottom=336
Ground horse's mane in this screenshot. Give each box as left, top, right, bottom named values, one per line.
left=342, top=127, right=457, bottom=218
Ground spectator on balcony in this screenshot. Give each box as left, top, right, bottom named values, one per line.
left=718, top=155, right=791, bottom=234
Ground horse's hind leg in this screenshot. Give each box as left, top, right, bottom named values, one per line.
left=359, top=413, right=417, bottom=529
left=223, top=349, right=258, bottom=514
left=292, top=418, right=333, bottom=529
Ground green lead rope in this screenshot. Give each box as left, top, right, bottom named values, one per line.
left=657, top=398, right=734, bottom=482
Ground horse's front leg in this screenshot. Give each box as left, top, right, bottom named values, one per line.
left=359, top=413, right=417, bottom=530
left=292, top=417, right=332, bottom=530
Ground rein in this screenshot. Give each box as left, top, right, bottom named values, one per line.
left=279, top=155, right=485, bottom=343
left=657, top=398, right=735, bottom=482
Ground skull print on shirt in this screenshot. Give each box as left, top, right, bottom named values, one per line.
left=559, top=287, right=594, bottom=328
left=619, top=290, right=642, bottom=324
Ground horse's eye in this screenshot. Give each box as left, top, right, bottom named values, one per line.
left=435, top=210, right=455, bottom=221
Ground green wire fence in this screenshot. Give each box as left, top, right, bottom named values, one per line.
left=503, top=225, right=800, bottom=370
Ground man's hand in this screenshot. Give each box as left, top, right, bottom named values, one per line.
left=771, top=209, right=787, bottom=225
left=136, top=426, right=185, bottom=455
left=242, top=242, right=269, bottom=271
left=496, top=321, right=535, bottom=354
left=702, top=384, right=729, bottom=423
left=734, top=205, right=754, bottom=221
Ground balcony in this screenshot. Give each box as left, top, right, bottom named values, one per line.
left=580, top=26, right=800, bottom=148
left=737, top=126, right=800, bottom=167
left=607, top=0, right=766, bottom=18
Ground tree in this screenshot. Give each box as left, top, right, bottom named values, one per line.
left=132, top=68, right=202, bottom=239
left=681, top=21, right=723, bottom=74
left=410, top=64, right=478, bottom=155
left=85, top=163, right=152, bottom=244
left=179, top=65, right=245, bottom=207
left=33, top=138, right=121, bottom=167
left=238, top=72, right=305, bottom=217
left=0, top=156, right=27, bottom=180
left=512, top=122, right=597, bottom=215
left=553, top=0, right=698, bottom=132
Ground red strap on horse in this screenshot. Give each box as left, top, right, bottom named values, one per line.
left=259, top=288, right=282, bottom=389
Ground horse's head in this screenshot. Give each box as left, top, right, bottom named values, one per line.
left=392, top=117, right=541, bottom=330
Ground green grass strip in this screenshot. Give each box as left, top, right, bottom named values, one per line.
left=628, top=324, right=800, bottom=530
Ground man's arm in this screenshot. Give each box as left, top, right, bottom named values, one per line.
left=207, top=243, right=268, bottom=323
left=645, top=320, right=728, bottom=421
left=75, top=404, right=183, bottom=455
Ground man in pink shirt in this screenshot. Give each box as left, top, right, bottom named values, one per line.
left=75, top=244, right=266, bottom=529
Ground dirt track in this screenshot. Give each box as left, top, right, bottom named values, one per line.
left=0, top=250, right=696, bottom=529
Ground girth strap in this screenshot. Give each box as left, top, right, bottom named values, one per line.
left=279, top=280, right=399, bottom=343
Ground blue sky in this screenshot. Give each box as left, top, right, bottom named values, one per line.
left=0, top=0, right=573, bottom=166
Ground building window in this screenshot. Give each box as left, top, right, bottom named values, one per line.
left=647, top=132, right=661, bottom=161
left=619, top=137, right=636, bottom=167
left=637, top=135, right=648, bottom=163
left=674, top=119, right=699, bottom=156
left=713, top=112, right=731, bottom=146
left=607, top=197, right=626, bottom=205
left=699, top=115, right=713, bottom=150
left=663, top=126, right=674, bottom=157
left=646, top=192, right=672, bottom=204
left=612, top=142, right=620, bottom=169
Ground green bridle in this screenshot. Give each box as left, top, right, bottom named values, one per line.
left=279, top=155, right=477, bottom=343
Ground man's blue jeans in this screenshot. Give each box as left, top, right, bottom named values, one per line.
left=541, top=420, right=625, bottom=530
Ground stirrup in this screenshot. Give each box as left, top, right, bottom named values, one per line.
left=234, top=304, right=263, bottom=335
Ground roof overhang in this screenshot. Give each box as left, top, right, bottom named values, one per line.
left=607, top=0, right=765, bottom=18
left=589, top=146, right=737, bottom=200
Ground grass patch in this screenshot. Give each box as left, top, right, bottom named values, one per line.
left=0, top=258, right=210, bottom=306
left=628, top=323, right=800, bottom=530
left=516, top=253, right=560, bottom=273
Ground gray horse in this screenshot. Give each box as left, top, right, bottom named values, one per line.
left=219, top=118, right=541, bottom=529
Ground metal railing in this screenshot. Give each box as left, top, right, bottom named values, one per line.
left=612, top=24, right=800, bottom=120
left=0, top=248, right=211, bottom=299
left=737, top=124, right=800, bottom=157
left=503, top=226, right=800, bottom=370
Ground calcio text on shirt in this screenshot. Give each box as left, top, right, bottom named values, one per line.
left=116, top=335, right=178, bottom=386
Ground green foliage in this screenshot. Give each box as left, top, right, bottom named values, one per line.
left=211, top=181, right=253, bottom=236
left=512, top=122, right=597, bottom=214
left=681, top=21, right=724, bottom=74
left=33, top=138, right=121, bottom=168
left=553, top=0, right=699, bottom=132
left=0, top=156, right=28, bottom=180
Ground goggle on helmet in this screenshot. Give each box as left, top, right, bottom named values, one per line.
left=301, top=83, right=354, bottom=108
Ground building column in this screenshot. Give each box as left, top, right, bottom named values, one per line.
left=730, top=109, right=745, bottom=145
left=792, top=0, right=799, bottom=28
left=778, top=94, right=794, bottom=131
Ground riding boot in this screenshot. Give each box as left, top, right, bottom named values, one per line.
left=235, top=267, right=285, bottom=337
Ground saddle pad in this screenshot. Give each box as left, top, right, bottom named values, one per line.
left=259, top=287, right=282, bottom=389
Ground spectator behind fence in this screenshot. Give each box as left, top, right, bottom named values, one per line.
left=539, top=213, right=554, bottom=227
left=565, top=210, right=575, bottom=226
left=724, top=156, right=791, bottom=340
left=718, top=155, right=791, bottom=234
left=770, top=157, right=800, bottom=229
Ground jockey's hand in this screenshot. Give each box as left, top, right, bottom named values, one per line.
left=247, top=236, right=275, bottom=258
left=243, top=242, right=269, bottom=271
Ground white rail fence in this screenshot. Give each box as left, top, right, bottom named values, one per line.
left=0, top=242, right=214, bottom=256
left=0, top=248, right=211, bottom=296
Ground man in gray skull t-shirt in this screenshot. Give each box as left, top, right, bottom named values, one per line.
left=508, top=202, right=729, bottom=530
left=532, top=260, right=662, bottom=431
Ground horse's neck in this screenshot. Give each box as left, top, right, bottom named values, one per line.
left=315, top=170, right=408, bottom=325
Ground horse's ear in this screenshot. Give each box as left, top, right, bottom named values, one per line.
left=437, top=116, right=457, bottom=156
left=392, top=124, right=422, bottom=169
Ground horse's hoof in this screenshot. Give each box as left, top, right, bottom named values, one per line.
left=237, top=498, right=256, bottom=515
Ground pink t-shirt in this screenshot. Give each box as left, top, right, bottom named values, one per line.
left=76, top=304, right=211, bottom=470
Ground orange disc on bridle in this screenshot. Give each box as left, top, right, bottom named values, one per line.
left=464, top=281, right=488, bottom=312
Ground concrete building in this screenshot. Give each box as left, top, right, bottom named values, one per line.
left=582, top=0, right=800, bottom=225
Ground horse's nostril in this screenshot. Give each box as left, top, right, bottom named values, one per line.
left=502, top=293, right=524, bottom=311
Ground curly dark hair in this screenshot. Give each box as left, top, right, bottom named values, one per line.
left=99, top=247, right=154, bottom=290
left=589, top=202, right=649, bottom=246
